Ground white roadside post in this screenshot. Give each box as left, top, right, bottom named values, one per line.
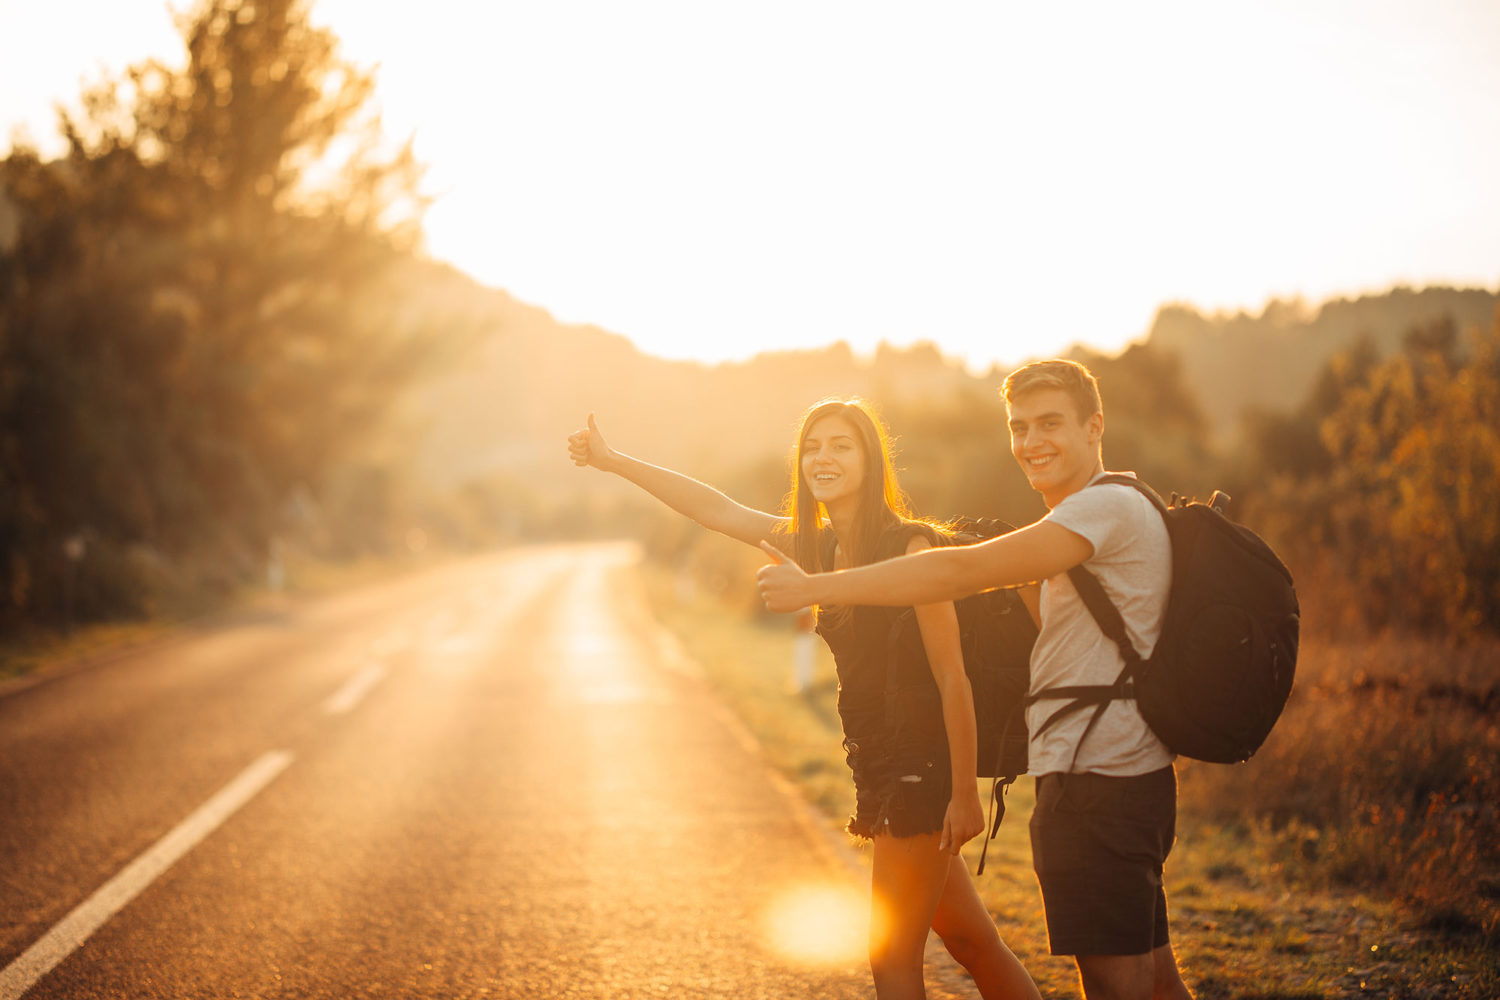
left=791, top=606, right=816, bottom=694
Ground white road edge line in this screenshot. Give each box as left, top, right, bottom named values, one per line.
left=0, top=749, right=295, bottom=1000
left=323, top=661, right=388, bottom=716
left=650, top=624, right=864, bottom=881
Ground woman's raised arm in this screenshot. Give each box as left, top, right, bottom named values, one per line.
left=568, top=414, right=785, bottom=547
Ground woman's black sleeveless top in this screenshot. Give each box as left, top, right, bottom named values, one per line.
left=814, top=521, right=948, bottom=751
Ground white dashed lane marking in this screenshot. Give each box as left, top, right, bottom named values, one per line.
left=0, top=750, right=295, bottom=1000
left=323, top=661, right=389, bottom=716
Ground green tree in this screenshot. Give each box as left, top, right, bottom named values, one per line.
left=1237, top=315, right=1500, bottom=636
left=1, top=0, right=437, bottom=626
left=1319, top=317, right=1500, bottom=633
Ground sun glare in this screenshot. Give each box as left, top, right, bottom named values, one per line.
left=762, top=882, right=868, bottom=967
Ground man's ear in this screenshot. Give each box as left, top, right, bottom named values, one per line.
left=1087, top=410, right=1104, bottom=444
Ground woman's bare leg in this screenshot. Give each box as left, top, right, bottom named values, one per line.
left=868, top=831, right=951, bottom=999
left=929, top=855, right=1042, bottom=1000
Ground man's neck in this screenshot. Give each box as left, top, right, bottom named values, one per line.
left=1042, top=461, right=1106, bottom=508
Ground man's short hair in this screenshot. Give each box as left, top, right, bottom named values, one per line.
left=1002, top=358, right=1103, bottom=422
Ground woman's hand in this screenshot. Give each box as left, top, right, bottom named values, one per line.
left=757, top=541, right=816, bottom=612
left=567, top=413, right=618, bottom=471
left=938, top=791, right=985, bottom=855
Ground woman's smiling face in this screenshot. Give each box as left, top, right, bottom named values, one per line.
left=801, top=413, right=867, bottom=513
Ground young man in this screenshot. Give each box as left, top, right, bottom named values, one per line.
left=757, top=359, right=1194, bottom=1000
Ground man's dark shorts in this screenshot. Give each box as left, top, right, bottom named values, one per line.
left=1029, top=765, right=1177, bottom=956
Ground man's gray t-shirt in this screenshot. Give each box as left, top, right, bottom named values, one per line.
left=1027, top=473, right=1175, bottom=776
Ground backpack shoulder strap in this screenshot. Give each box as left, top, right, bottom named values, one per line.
left=1090, top=473, right=1170, bottom=518
left=1061, top=474, right=1166, bottom=664
left=1066, top=474, right=1172, bottom=658
left=1067, top=563, right=1144, bottom=664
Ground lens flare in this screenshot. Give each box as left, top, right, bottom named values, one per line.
left=762, top=882, right=867, bottom=966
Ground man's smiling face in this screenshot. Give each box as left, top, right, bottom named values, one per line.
left=1007, top=387, right=1103, bottom=507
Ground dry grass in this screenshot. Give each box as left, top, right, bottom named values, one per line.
left=643, top=566, right=1500, bottom=999
left=0, top=620, right=173, bottom=683
left=1178, top=633, right=1500, bottom=943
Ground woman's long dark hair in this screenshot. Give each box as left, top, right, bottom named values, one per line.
left=782, top=399, right=915, bottom=602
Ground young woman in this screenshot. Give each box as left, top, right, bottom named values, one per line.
left=568, top=400, right=1040, bottom=1000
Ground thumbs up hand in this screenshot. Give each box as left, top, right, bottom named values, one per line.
left=757, top=540, right=818, bottom=614
left=567, top=413, right=619, bottom=471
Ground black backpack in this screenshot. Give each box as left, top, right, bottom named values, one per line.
left=884, top=518, right=1037, bottom=873
left=1031, top=475, right=1300, bottom=768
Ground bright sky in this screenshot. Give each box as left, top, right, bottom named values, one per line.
left=4, top=0, right=1499, bottom=370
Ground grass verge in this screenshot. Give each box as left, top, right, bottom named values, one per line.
left=0, top=550, right=443, bottom=685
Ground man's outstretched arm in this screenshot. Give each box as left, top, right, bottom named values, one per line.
left=757, top=520, right=1093, bottom=612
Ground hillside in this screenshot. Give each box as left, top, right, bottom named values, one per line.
left=390, top=266, right=1009, bottom=499
left=389, top=266, right=1499, bottom=509
left=1142, top=285, right=1500, bottom=437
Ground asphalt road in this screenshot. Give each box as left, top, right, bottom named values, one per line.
left=0, top=543, right=978, bottom=999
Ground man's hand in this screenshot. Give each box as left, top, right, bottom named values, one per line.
left=757, top=540, right=818, bottom=613
left=567, top=413, right=617, bottom=470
